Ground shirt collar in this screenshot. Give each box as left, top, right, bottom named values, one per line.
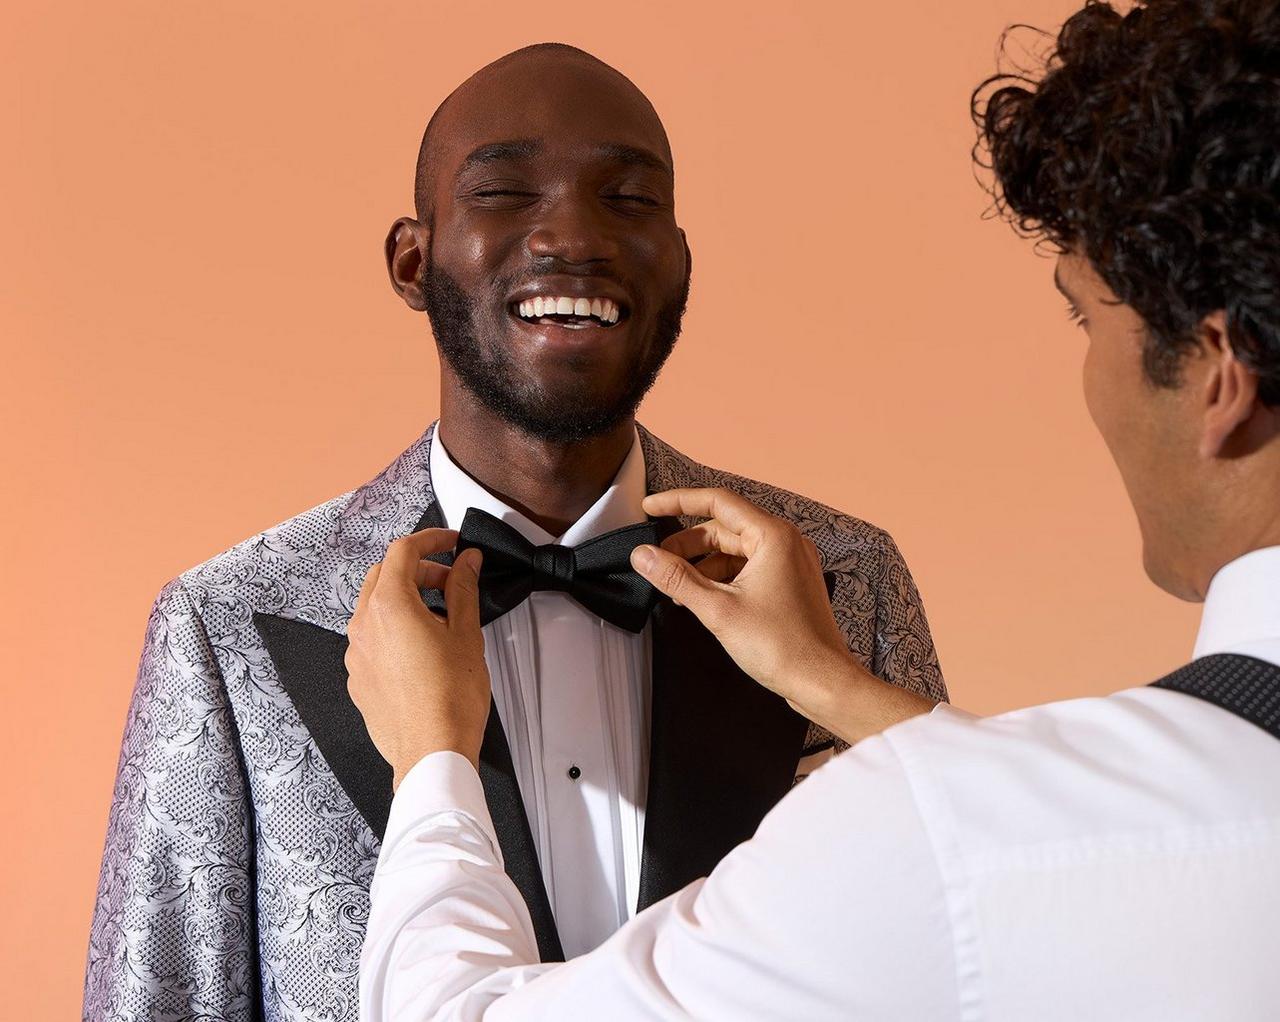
left=428, top=423, right=648, bottom=547
left=1192, top=545, right=1280, bottom=658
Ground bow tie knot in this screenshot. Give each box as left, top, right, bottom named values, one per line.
left=531, top=544, right=576, bottom=593
left=452, top=507, right=662, bottom=632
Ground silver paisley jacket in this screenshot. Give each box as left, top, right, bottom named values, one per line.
left=82, top=421, right=945, bottom=1022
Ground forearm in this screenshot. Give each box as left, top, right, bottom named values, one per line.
left=362, top=752, right=552, bottom=1022
left=791, top=651, right=940, bottom=746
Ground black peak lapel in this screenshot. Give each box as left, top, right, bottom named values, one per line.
left=255, top=499, right=564, bottom=962
left=637, top=537, right=831, bottom=909
left=253, top=610, right=395, bottom=837
left=473, top=707, right=565, bottom=962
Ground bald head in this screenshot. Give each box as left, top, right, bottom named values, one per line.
left=413, top=43, right=672, bottom=220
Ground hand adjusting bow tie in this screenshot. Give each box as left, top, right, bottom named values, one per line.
left=455, top=507, right=662, bottom=633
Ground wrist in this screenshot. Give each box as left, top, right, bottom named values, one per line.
left=815, top=654, right=938, bottom=745
left=392, top=736, right=482, bottom=792
left=774, top=646, right=860, bottom=731
left=803, top=650, right=873, bottom=733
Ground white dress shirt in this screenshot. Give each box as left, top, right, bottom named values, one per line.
left=427, top=426, right=652, bottom=958
left=361, top=547, right=1280, bottom=1021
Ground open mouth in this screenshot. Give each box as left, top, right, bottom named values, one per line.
left=511, top=296, right=627, bottom=330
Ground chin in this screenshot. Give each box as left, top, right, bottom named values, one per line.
left=492, top=384, right=641, bottom=444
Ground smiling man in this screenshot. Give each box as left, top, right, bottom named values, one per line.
left=81, top=44, right=944, bottom=1022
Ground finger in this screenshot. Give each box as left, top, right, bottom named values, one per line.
left=445, top=547, right=484, bottom=635
left=660, top=520, right=751, bottom=561
left=415, top=560, right=452, bottom=592
left=630, top=544, right=730, bottom=626
left=695, top=552, right=748, bottom=583
left=356, top=562, right=382, bottom=608
left=382, top=529, right=460, bottom=591
left=641, top=488, right=774, bottom=542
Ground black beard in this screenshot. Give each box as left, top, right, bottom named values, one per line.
left=421, top=261, right=689, bottom=444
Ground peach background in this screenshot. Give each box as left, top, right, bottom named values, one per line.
left=3, top=1, right=1201, bottom=1015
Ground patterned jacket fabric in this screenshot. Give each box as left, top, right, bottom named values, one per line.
left=82, top=421, right=946, bottom=1021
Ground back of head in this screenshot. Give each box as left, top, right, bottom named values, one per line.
left=974, top=0, right=1280, bottom=402
left=972, top=0, right=1280, bottom=599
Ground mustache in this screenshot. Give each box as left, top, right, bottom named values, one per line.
left=499, top=259, right=632, bottom=292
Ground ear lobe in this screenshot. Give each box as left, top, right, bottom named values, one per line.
left=680, top=229, right=693, bottom=281
left=1199, top=310, right=1259, bottom=459
left=384, top=217, right=430, bottom=312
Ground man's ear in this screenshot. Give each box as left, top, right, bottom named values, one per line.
left=680, top=228, right=693, bottom=284
left=384, top=217, right=430, bottom=312
left=1198, top=310, right=1260, bottom=459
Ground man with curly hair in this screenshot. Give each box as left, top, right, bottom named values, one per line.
left=352, top=2, right=1280, bottom=1018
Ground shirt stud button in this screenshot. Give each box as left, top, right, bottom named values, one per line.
left=567, top=765, right=581, bottom=780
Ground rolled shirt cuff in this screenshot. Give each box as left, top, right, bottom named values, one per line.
left=378, top=750, right=502, bottom=869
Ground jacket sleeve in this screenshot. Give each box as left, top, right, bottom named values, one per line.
left=869, top=532, right=946, bottom=703
left=83, top=578, right=258, bottom=1022
left=799, top=530, right=945, bottom=767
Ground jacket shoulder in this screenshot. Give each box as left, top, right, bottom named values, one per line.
left=171, top=427, right=437, bottom=634
left=639, top=423, right=946, bottom=709
left=638, top=423, right=894, bottom=569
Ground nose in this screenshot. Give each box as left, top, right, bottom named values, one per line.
left=525, top=193, right=619, bottom=267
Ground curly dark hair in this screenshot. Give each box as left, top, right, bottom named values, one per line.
left=973, top=0, right=1280, bottom=404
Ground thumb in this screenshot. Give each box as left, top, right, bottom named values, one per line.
left=445, top=547, right=483, bottom=634
left=631, top=544, right=727, bottom=627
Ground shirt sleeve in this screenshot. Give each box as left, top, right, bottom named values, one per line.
left=360, top=734, right=959, bottom=1021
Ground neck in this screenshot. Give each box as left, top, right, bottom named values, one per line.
left=1185, top=471, right=1280, bottom=599
left=437, top=388, right=638, bottom=538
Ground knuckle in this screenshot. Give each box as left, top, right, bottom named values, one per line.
left=777, top=519, right=804, bottom=547
left=454, top=570, right=479, bottom=594
left=658, top=558, right=689, bottom=597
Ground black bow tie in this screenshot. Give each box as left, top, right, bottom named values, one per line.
left=455, top=507, right=663, bottom=633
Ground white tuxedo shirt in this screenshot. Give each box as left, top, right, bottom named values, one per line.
left=361, top=546, right=1280, bottom=1020
left=428, top=426, right=652, bottom=958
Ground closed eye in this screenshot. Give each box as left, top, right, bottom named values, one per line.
left=606, top=193, right=661, bottom=206
left=466, top=188, right=541, bottom=211
left=1065, top=302, right=1087, bottom=329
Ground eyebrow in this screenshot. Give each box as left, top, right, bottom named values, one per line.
left=596, top=142, right=673, bottom=177
left=455, top=138, right=673, bottom=180
left=456, top=139, right=542, bottom=177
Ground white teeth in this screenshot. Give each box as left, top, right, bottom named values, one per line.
left=515, top=296, right=624, bottom=324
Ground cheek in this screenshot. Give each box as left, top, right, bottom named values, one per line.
left=629, top=228, right=687, bottom=294
left=433, top=214, right=519, bottom=281
left=1081, top=333, right=1107, bottom=432
left=1081, top=327, right=1135, bottom=468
